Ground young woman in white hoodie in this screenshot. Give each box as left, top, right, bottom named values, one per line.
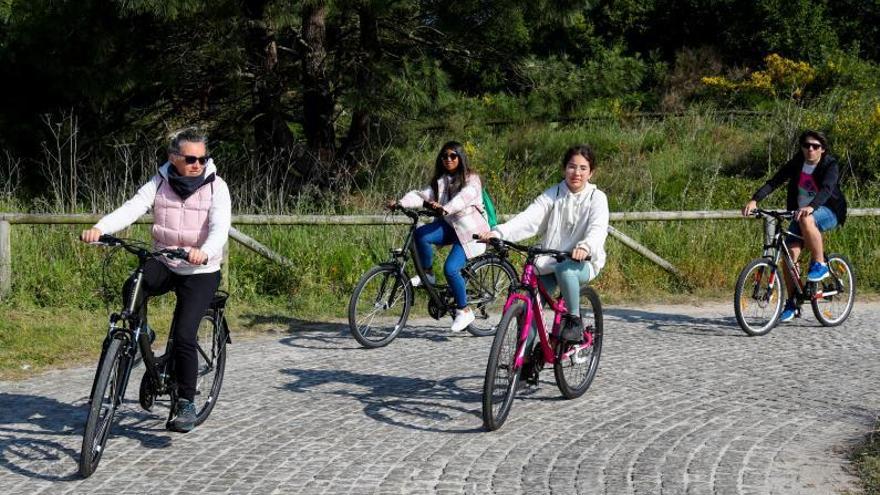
left=479, top=144, right=609, bottom=342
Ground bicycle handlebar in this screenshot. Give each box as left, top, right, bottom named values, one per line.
left=92, top=234, right=207, bottom=265
left=752, top=208, right=795, bottom=220
left=388, top=203, right=442, bottom=220
left=473, top=234, right=591, bottom=262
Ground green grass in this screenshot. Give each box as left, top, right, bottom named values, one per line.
left=854, top=425, right=880, bottom=495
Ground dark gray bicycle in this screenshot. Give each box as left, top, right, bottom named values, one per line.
left=79, top=235, right=230, bottom=478
left=347, top=205, right=517, bottom=348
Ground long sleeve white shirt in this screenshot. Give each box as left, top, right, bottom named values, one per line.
left=494, top=181, right=609, bottom=275
left=94, top=161, right=231, bottom=275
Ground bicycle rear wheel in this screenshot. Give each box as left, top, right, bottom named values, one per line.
left=811, top=254, right=855, bottom=326
left=734, top=258, right=784, bottom=336
left=348, top=265, right=412, bottom=348
left=482, top=301, right=524, bottom=431
left=193, top=312, right=227, bottom=425
left=464, top=255, right=517, bottom=337
left=554, top=287, right=603, bottom=399
left=80, top=337, right=128, bottom=478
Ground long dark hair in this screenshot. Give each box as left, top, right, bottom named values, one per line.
left=430, top=141, right=473, bottom=200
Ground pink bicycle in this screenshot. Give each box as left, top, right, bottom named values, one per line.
left=478, top=237, right=603, bottom=431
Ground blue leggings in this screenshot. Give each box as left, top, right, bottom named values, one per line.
left=539, top=259, right=596, bottom=317
left=413, top=220, right=468, bottom=308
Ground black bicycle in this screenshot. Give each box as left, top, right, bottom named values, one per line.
left=79, top=235, right=230, bottom=478
left=733, top=208, right=855, bottom=336
left=348, top=205, right=518, bottom=348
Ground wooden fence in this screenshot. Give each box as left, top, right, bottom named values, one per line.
left=1, top=208, right=879, bottom=300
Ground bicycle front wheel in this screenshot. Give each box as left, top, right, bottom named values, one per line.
left=464, top=255, right=517, bottom=337
left=554, top=287, right=603, bottom=399
left=811, top=254, right=855, bottom=326
left=482, top=300, right=524, bottom=431
left=193, top=313, right=227, bottom=426
left=80, top=337, right=128, bottom=478
left=348, top=265, right=412, bottom=348
left=734, top=258, right=784, bottom=336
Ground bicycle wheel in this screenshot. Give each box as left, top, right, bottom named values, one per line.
left=80, top=337, right=128, bottom=478
left=811, top=254, right=855, bottom=326
left=464, top=256, right=517, bottom=337
left=554, top=287, right=603, bottom=399
left=348, top=265, right=412, bottom=348
left=482, top=300, right=524, bottom=431
left=193, top=313, right=227, bottom=425
left=734, top=258, right=784, bottom=336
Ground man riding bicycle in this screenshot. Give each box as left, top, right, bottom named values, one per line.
left=742, top=129, right=848, bottom=323
left=80, top=128, right=231, bottom=432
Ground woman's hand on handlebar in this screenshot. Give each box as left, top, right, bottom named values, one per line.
left=385, top=199, right=399, bottom=210
left=571, top=246, right=590, bottom=261
left=742, top=199, right=757, bottom=217
left=425, top=200, right=447, bottom=215
left=81, top=228, right=103, bottom=243
left=188, top=248, right=208, bottom=265
left=476, top=231, right=500, bottom=242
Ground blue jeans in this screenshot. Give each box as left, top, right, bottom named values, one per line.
left=786, top=205, right=838, bottom=243
left=413, top=220, right=467, bottom=308
left=539, top=259, right=597, bottom=317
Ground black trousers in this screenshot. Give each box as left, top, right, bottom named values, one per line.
left=124, top=258, right=221, bottom=401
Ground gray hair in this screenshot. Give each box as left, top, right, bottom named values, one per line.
left=168, top=128, right=208, bottom=154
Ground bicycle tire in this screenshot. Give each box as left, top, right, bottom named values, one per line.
left=734, top=258, right=784, bottom=336
left=811, top=253, right=856, bottom=327
left=464, top=255, right=517, bottom=337
left=193, top=313, right=227, bottom=425
left=80, top=337, right=127, bottom=478
left=554, top=287, right=603, bottom=399
left=348, top=265, right=412, bottom=348
left=482, top=300, right=524, bottom=431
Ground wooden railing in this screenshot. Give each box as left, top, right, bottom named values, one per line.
left=1, top=209, right=879, bottom=299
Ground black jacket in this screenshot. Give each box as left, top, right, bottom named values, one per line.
left=751, top=153, right=848, bottom=225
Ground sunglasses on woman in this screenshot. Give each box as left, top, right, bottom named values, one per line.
left=174, top=152, right=210, bottom=165
left=801, top=142, right=823, bottom=151
left=441, top=152, right=459, bottom=161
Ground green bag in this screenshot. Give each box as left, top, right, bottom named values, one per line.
left=481, top=188, right=498, bottom=228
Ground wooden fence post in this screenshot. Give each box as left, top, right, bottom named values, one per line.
left=0, top=221, right=10, bottom=300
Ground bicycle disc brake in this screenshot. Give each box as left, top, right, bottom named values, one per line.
left=138, top=372, right=156, bottom=411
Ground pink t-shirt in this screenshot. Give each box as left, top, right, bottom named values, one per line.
left=797, top=163, right=818, bottom=207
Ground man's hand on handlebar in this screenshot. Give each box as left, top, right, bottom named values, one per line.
left=81, top=228, right=103, bottom=243
left=742, top=199, right=757, bottom=217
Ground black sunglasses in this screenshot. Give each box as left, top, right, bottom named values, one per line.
left=174, top=152, right=210, bottom=165
left=441, top=152, right=459, bottom=160
left=801, top=142, right=823, bottom=151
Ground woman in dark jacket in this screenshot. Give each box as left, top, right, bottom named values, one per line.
left=742, top=129, right=847, bottom=322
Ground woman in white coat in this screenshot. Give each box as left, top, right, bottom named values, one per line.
left=480, top=144, right=609, bottom=342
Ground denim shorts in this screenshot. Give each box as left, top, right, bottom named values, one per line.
left=786, top=205, right=838, bottom=241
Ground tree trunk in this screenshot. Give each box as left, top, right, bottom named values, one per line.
left=243, top=0, right=294, bottom=152
left=339, top=6, right=380, bottom=169
left=300, top=1, right=336, bottom=170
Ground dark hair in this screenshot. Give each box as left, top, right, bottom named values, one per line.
left=430, top=141, right=474, bottom=200
left=561, top=144, right=596, bottom=171
left=798, top=129, right=829, bottom=154
left=168, top=127, right=208, bottom=154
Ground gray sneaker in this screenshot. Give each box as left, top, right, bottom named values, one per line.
left=168, top=398, right=197, bottom=433
left=560, top=314, right=584, bottom=342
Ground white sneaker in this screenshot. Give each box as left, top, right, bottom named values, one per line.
left=450, top=308, right=475, bottom=332
left=410, top=273, right=436, bottom=287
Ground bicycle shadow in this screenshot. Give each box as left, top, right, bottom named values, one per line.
left=244, top=313, right=457, bottom=350
left=278, top=368, right=484, bottom=434
left=0, top=391, right=174, bottom=481
left=604, top=307, right=745, bottom=337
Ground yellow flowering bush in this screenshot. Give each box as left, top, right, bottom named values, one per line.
left=701, top=53, right=816, bottom=100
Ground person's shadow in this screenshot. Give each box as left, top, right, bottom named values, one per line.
left=0, top=389, right=173, bottom=481
left=279, top=368, right=484, bottom=433
left=604, top=307, right=744, bottom=337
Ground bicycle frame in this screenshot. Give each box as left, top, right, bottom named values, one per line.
left=503, top=259, right=595, bottom=369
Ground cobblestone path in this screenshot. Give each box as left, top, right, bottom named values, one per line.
left=1, top=301, right=878, bottom=494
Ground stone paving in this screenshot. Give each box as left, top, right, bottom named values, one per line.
left=1, top=301, right=879, bottom=494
